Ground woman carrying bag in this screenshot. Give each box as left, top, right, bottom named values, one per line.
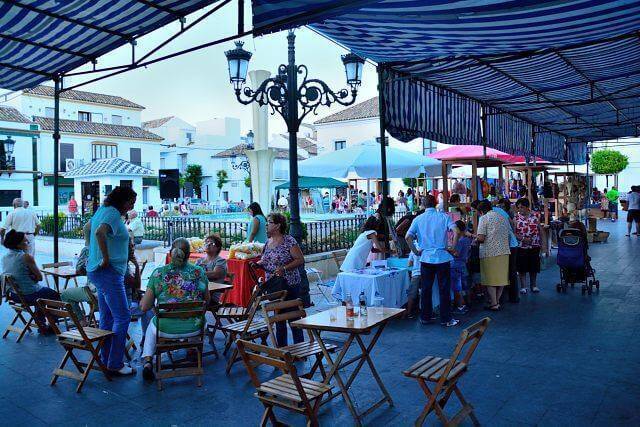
left=254, top=213, right=305, bottom=347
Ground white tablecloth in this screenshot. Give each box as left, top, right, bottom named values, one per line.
left=332, top=268, right=410, bottom=308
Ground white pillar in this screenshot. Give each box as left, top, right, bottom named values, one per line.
left=247, top=70, right=276, bottom=213
left=249, top=70, right=271, bottom=151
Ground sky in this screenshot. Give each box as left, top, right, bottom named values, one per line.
left=39, top=3, right=380, bottom=136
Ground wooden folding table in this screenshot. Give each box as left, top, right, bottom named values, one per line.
left=291, top=306, right=405, bottom=426
left=41, top=266, right=80, bottom=292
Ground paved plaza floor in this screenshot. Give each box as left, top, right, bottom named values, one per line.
left=0, top=219, right=638, bottom=426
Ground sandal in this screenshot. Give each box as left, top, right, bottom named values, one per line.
left=484, top=304, right=500, bottom=311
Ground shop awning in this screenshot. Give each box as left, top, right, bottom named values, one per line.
left=253, top=1, right=640, bottom=163
left=0, top=0, right=220, bottom=90
left=275, top=176, right=347, bottom=190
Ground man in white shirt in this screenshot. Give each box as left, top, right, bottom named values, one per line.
left=127, top=210, right=145, bottom=244
left=625, top=186, right=640, bottom=237
left=406, top=195, right=459, bottom=327
left=0, top=198, right=41, bottom=256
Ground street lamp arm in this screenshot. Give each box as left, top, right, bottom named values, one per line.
left=296, top=64, right=357, bottom=124
left=234, top=70, right=290, bottom=122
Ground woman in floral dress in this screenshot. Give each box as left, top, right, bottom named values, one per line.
left=257, top=213, right=305, bottom=347
left=140, top=238, right=209, bottom=380
left=514, top=198, right=542, bottom=294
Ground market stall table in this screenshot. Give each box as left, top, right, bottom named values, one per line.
left=165, top=250, right=263, bottom=307
left=291, top=306, right=405, bottom=426
left=332, top=267, right=410, bottom=308
left=41, top=266, right=81, bottom=292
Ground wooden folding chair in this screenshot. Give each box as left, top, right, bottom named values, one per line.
left=37, top=298, right=113, bottom=393
left=403, top=317, right=491, bottom=426
left=1, top=274, right=48, bottom=342
left=86, top=290, right=138, bottom=361
left=42, top=261, right=78, bottom=290
left=153, top=301, right=206, bottom=391
left=209, top=279, right=258, bottom=342
left=236, top=339, right=332, bottom=427
left=262, top=299, right=338, bottom=379
left=221, top=290, right=287, bottom=375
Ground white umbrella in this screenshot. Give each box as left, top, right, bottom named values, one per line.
left=299, top=140, right=441, bottom=178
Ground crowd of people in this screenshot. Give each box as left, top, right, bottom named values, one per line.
left=341, top=189, right=560, bottom=327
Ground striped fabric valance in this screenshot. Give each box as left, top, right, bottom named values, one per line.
left=567, top=142, right=588, bottom=165
left=534, top=131, right=566, bottom=163
left=383, top=72, right=481, bottom=145
left=484, top=108, right=531, bottom=158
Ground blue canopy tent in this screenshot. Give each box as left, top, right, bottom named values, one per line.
left=252, top=0, right=640, bottom=211
left=253, top=1, right=640, bottom=154
left=0, top=0, right=245, bottom=260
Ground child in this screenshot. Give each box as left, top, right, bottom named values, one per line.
left=406, top=243, right=421, bottom=319
left=450, top=220, right=472, bottom=314
left=600, top=189, right=609, bottom=219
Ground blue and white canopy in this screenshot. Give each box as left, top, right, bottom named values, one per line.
left=0, top=0, right=220, bottom=90
left=253, top=0, right=640, bottom=163
left=298, top=140, right=441, bottom=179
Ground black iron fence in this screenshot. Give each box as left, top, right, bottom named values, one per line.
left=31, top=211, right=407, bottom=255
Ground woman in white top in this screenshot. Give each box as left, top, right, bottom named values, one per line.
left=340, top=217, right=382, bottom=271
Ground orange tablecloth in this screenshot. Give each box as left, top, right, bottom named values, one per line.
left=165, top=250, right=263, bottom=307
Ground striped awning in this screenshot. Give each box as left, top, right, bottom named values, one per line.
left=253, top=0, right=640, bottom=163
left=0, top=0, right=220, bottom=90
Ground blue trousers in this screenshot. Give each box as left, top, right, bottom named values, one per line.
left=420, top=262, right=452, bottom=323
left=88, top=266, right=130, bottom=371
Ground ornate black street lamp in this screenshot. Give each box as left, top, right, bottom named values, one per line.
left=225, top=30, right=365, bottom=241
left=0, top=136, right=16, bottom=171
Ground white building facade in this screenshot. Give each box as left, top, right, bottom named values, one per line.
left=0, top=85, right=163, bottom=212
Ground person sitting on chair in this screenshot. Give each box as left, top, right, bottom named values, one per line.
left=196, top=234, right=228, bottom=303
left=139, top=238, right=209, bottom=381
left=2, top=230, right=60, bottom=334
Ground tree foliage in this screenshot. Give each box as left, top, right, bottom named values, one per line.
left=590, top=149, right=629, bottom=175
left=216, top=169, right=229, bottom=195
left=184, top=164, right=203, bottom=198
left=244, top=176, right=251, bottom=188
left=402, top=173, right=425, bottom=188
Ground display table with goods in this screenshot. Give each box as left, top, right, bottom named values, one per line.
left=332, top=266, right=410, bottom=308
left=165, top=241, right=265, bottom=307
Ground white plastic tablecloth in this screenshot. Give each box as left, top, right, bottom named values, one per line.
left=332, top=268, right=410, bottom=308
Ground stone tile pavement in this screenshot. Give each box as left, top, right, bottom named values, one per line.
left=0, top=219, right=638, bottom=426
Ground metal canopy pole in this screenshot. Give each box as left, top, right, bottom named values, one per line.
left=377, top=66, right=389, bottom=199
left=53, top=76, right=61, bottom=262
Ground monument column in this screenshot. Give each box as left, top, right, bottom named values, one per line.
left=245, top=70, right=276, bottom=213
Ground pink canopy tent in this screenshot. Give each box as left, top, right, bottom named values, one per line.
left=428, top=145, right=511, bottom=162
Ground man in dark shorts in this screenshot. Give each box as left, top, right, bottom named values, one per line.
left=626, top=186, right=640, bottom=237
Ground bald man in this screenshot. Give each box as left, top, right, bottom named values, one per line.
left=0, top=198, right=40, bottom=256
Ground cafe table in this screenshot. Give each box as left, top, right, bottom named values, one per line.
left=291, top=306, right=405, bottom=426
left=41, top=266, right=81, bottom=292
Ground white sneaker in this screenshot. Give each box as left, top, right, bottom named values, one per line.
left=520, top=288, right=528, bottom=295
left=112, top=364, right=137, bottom=376
left=531, top=286, right=540, bottom=293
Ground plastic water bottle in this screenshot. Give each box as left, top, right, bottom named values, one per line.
left=359, top=291, right=367, bottom=317
left=345, top=293, right=355, bottom=319
left=72, top=253, right=79, bottom=268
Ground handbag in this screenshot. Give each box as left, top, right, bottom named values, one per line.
left=261, top=275, right=289, bottom=294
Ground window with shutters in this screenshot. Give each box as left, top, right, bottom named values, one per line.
left=78, top=111, right=91, bottom=122
left=60, top=143, right=74, bottom=172
left=130, top=148, right=141, bottom=166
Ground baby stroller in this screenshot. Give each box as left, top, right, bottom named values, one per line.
left=556, top=228, right=599, bottom=295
